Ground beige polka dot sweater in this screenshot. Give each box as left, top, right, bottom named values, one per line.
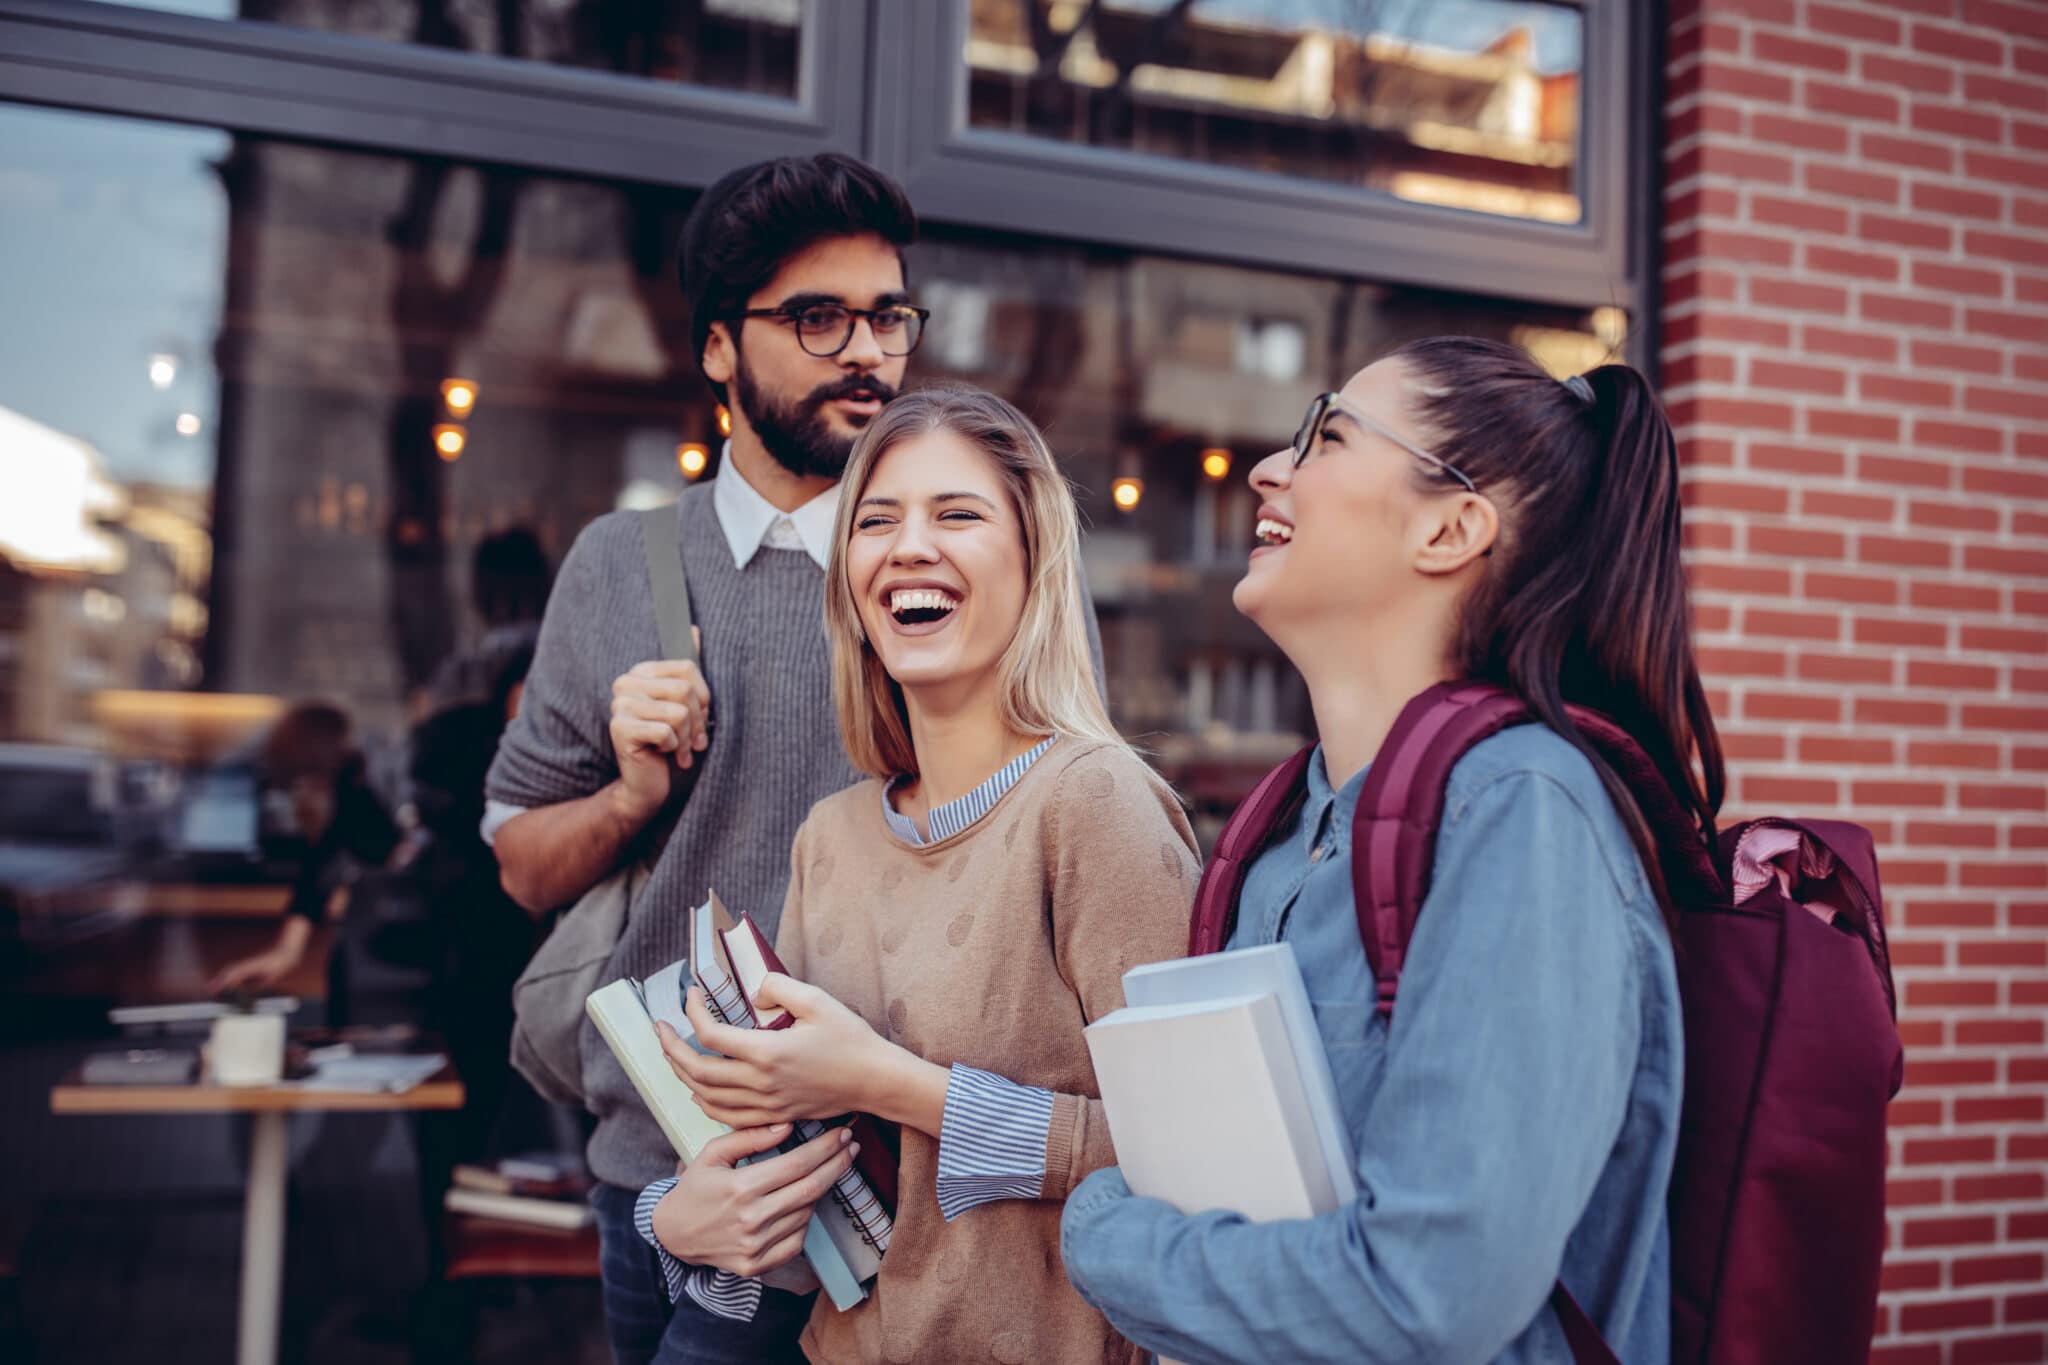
left=774, top=738, right=1199, bottom=1365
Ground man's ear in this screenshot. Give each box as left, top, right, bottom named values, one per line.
left=702, top=321, right=735, bottom=387
left=1414, top=493, right=1498, bottom=577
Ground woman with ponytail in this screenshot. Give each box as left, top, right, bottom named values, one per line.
left=1060, top=338, right=1722, bottom=1365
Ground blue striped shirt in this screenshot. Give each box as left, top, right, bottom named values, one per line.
left=637, top=737, right=1062, bottom=1319
left=879, top=735, right=1056, bottom=846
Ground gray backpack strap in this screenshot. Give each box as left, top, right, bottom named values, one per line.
left=639, top=503, right=696, bottom=663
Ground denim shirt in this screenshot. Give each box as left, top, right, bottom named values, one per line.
left=1061, top=725, right=1683, bottom=1365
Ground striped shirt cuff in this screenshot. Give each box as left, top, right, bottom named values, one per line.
left=935, top=1063, right=1056, bottom=1221
left=633, top=1178, right=689, bottom=1306
left=683, top=1268, right=762, bottom=1323
left=632, top=1177, right=761, bottom=1323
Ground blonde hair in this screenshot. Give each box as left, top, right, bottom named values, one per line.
left=825, top=384, right=1125, bottom=780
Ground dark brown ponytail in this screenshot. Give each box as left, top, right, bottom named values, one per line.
left=1393, top=336, right=1725, bottom=911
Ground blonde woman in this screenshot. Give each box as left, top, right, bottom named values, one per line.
left=640, top=385, right=1196, bottom=1365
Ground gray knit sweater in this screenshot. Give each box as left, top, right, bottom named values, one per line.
left=486, top=485, right=858, bottom=1188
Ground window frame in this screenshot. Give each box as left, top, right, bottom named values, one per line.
left=0, top=0, right=866, bottom=186
left=867, top=0, right=1651, bottom=316
left=0, top=0, right=1663, bottom=364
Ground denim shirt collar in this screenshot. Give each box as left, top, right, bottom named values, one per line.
left=1303, top=745, right=1369, bottom=861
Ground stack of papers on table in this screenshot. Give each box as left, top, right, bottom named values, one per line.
left=291, top=1052, right=447, bottom=1093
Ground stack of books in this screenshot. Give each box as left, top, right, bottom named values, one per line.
left=1083, top=944, right=1359, bottom=1365
left=1084, top=943, right=1358, bottom=1221
left=443, top=1152, right=595, bottom=1230
left=586, top=892, right=897, bottom=1310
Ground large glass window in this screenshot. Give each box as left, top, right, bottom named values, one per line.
left=3, top=105, right=715, bottom=1356
left=1, top=103, right=709, bottom=1011
left=0, top=103, right=1622, bottom=930
left=103, top=0, right=806, bottom=99
left=965, top=0, right=1585, bottom=223
left=1, top=95, right=1619, bottom=1358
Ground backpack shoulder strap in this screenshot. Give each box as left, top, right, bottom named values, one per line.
left=1349, top=681, right=1534, bottom=1017
left=1350, top=681, right=1725, bottom=1017
left=1551, top=1285, right=1622, bottom=1365
left=638, top=503, right=697, bottom=664
left=1187, top=747, right=1315, bottom=956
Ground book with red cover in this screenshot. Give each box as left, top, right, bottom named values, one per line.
left=691, top=894, right=902, bottom=1217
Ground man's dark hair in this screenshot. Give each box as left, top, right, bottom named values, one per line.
left=678, top=153, right=918, bottom=405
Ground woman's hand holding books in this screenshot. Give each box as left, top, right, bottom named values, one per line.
left=648, top=1123, right=856, bottom=1278
left=659, top=976, right=948, bottom=1138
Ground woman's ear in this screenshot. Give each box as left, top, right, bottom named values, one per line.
left=1414, top=493, right=1497, bottom=577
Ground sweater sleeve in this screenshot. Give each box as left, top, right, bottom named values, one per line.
left=1038, top=749, right=1200, bottom=1202
left=484, top=515, right=630, bottom=811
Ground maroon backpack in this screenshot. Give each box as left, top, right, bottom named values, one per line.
left=1187, top=680, right=1903, bottom=1365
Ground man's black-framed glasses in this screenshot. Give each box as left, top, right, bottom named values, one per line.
left=738, top=302, right=931, bottom=358
left=1292, top=391, right=1481, bottom=494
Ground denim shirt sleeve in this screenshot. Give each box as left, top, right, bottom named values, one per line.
left=1060, top=765, right=1648, bottom=1365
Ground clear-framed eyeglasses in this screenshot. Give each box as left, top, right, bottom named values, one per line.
left=1291, top=391, right=1482, bottom=494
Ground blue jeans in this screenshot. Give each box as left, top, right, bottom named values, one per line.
left=590, top=1182, right=813, bottom=1365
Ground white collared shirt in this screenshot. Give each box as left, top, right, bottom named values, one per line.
left=710, top=443, right=839, bottom=570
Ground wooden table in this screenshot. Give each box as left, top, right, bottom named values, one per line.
left=52, top=1063, right=464, bottom=1365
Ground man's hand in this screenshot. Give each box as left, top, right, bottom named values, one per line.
left=648, top=1123, right=856, bottom=1278
left=608, top=628, right=709, bottom=820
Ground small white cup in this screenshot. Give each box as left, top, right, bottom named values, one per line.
left=210, top=1012, right=286, bottom=1086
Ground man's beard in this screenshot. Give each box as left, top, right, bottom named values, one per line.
left=732, top=352, right=897, bottom=481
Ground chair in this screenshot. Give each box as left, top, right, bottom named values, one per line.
left=418, top=1212, right=600, bottom=1361
left=443, top=1213, right=600, bottom=1281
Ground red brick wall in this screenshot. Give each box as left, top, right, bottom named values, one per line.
left=1663, top=0, right=2048, bottom=1358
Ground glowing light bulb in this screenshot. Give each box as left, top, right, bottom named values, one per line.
left=716, top=405, right=733, bottom=438
left=149, top=354, right=177, bottom=389
left=440, top=377, right=478, bottom=416
left=175, top=412, right=202, bottom=437
left=1200, top=448, right=1231, bottom=481
left=1111, top=477, right=1143, bottom=512
left=433, top=424, right=466, bottom=460
left=677, top=443, right=709, bottom=478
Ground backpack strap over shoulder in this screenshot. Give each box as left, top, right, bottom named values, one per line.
left=1349, top=681, right=1721, bottom=1019
left=1187, top=747, right=1314, bottom=956
left=636, top=502, right=697, bottom=862
left=1350, top=681, right=1534, bottom=1018
left=638, top=502, right=697, bottom=665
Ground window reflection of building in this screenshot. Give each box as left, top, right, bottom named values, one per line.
left=203, top=137, right=703, bottom=734
left=0, top=409, right=202, bottom=743
left=966, top=0, right=1584, bottom=223
left=0, top=96, right=1614, bottom=837
left=107, top=0, right=805, bottom=98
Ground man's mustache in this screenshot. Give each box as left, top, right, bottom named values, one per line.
left=805, top=374, right=898, bottom=410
